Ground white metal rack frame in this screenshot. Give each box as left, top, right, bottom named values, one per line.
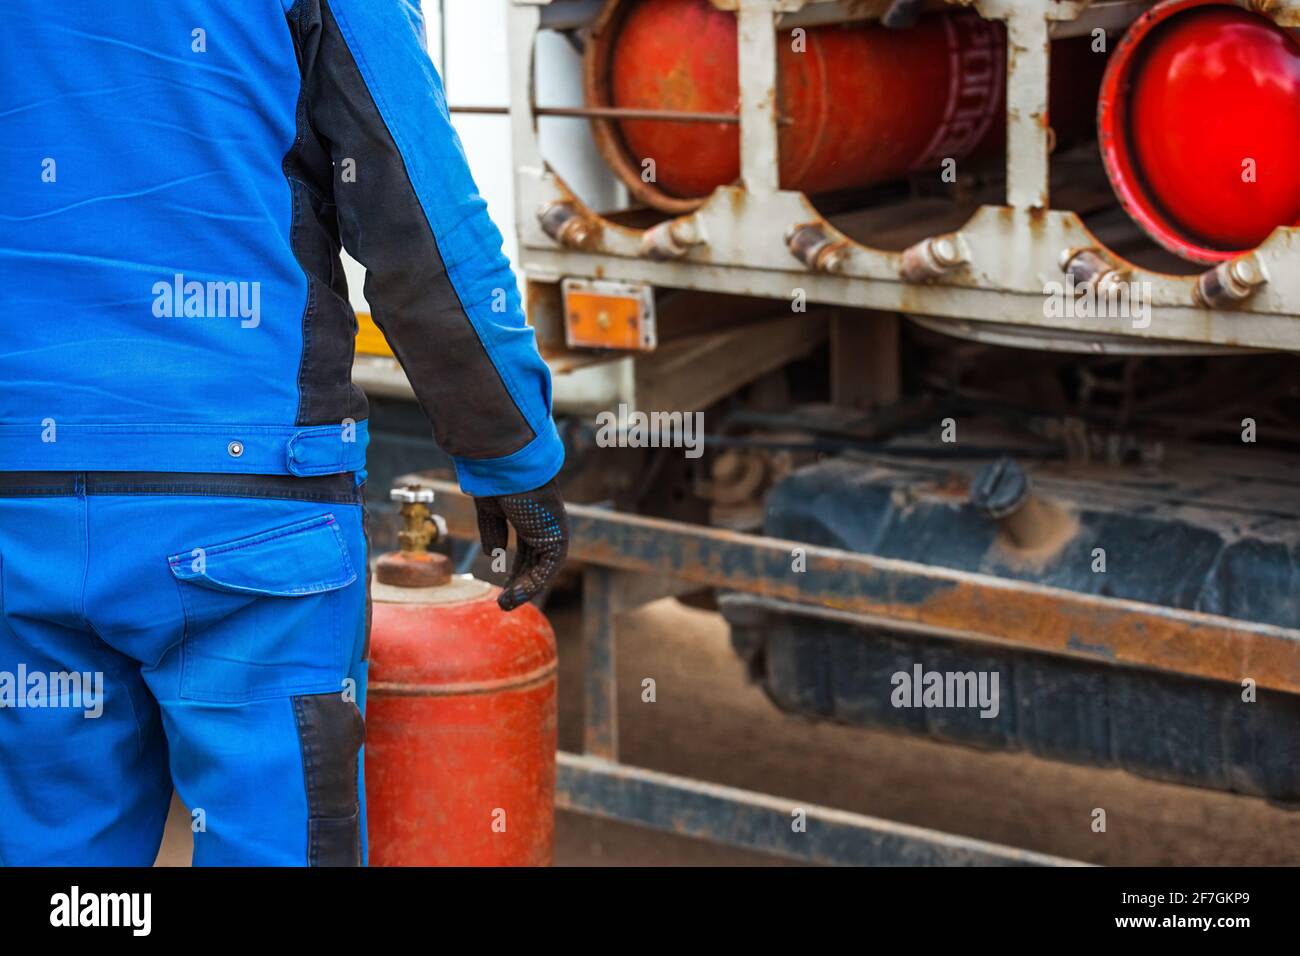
left=507, top=0, right=1300, bottom=354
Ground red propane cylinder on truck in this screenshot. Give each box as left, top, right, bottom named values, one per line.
left=584, top=0, right=1106, bottom=213
left=1098, top=0, right=1300, bottom=263
left=365, top=486, right=558, bottom=866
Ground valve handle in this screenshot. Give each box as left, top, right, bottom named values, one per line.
left=390, top=485, right=435, bottom=505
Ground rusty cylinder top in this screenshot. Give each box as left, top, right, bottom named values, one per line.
left=375, top=549, right=453, bottom=588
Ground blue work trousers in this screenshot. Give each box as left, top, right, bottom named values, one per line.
left=0, top=472, right=369, bottom=866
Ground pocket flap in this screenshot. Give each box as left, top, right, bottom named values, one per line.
left=168, top=513, right=356, bottom=597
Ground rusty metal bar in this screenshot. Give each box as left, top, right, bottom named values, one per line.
left=581, top=566, right=619, bottom=760
left=555, top=752, right=1085, bottom=867
left=448, top=105, right=510, bottom=115
left=452, top=104, right=746, bottom=124
left=421, top=479, right=1300, bottom=695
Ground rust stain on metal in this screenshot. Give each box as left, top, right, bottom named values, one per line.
left=1066, top=634, right=1117, bottom=660
left=1240, top=0, right=1284, bottom=18
left=1026, top=205, right=1049, bottom=235
left=894, top=473, right=971, bottom=507
left=582, top=0, right=712, bottom=215
left=993, top=499, right=1080, bottom=569
left=376, top=550, right=452, bottom=588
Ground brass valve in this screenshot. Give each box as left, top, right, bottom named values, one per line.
left=378, top=486, right=453, bottom=588
left=389, top=485, right=446, bottom=555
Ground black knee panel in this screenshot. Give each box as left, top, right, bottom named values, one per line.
left=292, top=692, right=365, bottom=866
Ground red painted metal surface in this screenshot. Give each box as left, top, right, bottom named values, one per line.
left=1099, top=0, right=1300, bottom=263
left=365, top=581, right=558, bottom=866
left=589, top=0, right=1103, bottom=211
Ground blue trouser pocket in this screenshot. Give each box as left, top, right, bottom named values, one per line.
left=168, top=513, right=358, bottom=703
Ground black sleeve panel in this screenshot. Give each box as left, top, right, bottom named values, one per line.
left=288, top=0, right=537, bottom=462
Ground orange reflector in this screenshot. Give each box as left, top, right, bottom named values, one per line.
left=561, top=278, right=656, bottom=351
left=354, top=312, right=394, bottom=357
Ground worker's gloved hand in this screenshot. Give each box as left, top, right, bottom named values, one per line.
left=474, top=479, right=570, bottom=612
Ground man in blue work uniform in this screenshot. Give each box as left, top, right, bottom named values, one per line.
left=0, top=0, right=568, bottom=865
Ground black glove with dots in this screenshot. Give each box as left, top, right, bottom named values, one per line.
left=473, top=479, right=569, bottom=612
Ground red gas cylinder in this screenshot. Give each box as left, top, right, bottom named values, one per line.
left=364, top=497, right=557, bottom=867
left=1099, top=0, right=1300, bottom=263
left=585, top=0, right=1105, bottom=213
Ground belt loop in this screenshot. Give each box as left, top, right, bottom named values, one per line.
left=286, top=423, right=369, bottom=478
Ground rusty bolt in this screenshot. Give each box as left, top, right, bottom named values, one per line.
left=1058, top=247, right=1132, bottom=298
left=538, top=201, right=598, bottom=250
left=641, top=216, right=705, bottom=261
left=1194, top=254, right=1268, bottom=309
left=900, top=233, right=968, bottom=282
left=1060, top=248, right=1112, bottom=287
left=785, top=222, right=849, bottom=273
